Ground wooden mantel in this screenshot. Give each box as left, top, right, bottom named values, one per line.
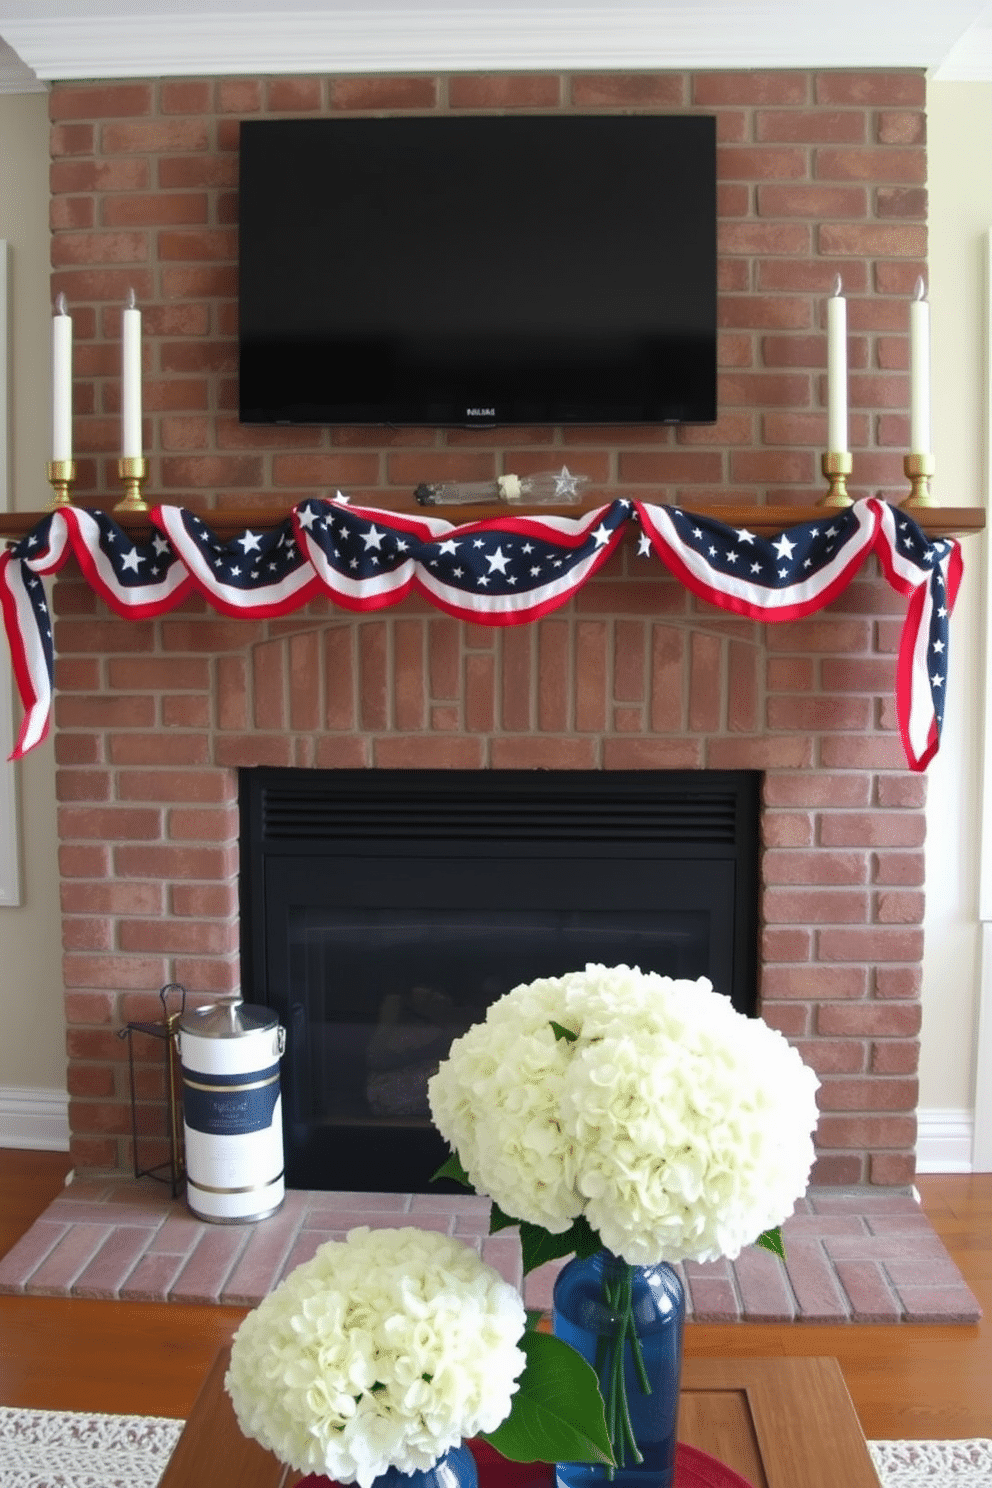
left=0, top=501, right=985, bottom=544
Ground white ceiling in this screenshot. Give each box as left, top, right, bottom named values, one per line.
left=4, top=0, right=992, bottom=93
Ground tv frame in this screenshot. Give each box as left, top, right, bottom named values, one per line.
left=238, top=113, right=718, bottom=430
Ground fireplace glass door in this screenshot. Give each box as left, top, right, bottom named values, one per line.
left=239, top=768, right=760, bottom=1191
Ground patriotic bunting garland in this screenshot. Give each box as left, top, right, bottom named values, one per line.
left=0, top=495, right=961, bottom=771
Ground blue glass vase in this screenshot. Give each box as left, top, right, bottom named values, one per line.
left=552, top=1249, right=685, bottom=1488
left=299, top=1444, right=478, bottom=1488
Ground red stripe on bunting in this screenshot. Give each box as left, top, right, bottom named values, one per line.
left=0, top=550, right=51, bottom=758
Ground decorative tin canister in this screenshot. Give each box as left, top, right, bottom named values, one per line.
left=177, top=1000, right=286, bottom=1223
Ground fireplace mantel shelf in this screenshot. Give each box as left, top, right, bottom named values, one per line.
left=0, top=501, right=985, bottom=542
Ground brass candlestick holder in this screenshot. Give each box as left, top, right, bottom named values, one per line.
left=46, top=459, right=76, bottom=509
left=819, top=451, right=854, bottom=508
left=903, top=451, right=936, bottom=509
left=114, top=455, right=149, bottom=513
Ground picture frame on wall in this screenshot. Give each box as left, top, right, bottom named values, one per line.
left=0, top=239, right=23, bottom=906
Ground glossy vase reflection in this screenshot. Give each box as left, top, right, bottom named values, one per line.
left=300, top=1444, right=478, bottom=1488
left=552, top=1249, right=685, bottom=1488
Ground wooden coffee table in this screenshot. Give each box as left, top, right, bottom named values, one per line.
left=159, top=1347, right=880, bottom=1488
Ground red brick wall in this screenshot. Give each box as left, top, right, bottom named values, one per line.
left=48, top=68, right=928, bottom=1187
left=49, top=67, right=926, bottom=509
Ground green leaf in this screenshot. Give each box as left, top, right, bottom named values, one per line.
left=481, top=1331, right=615, bottom=1466
left=525, top=1309, right=546, bottom=1331
left=489, top=1202, right=519, bottom=1235
left=754, top=1226, right=786, bottom=1260
left=550, top=1020, right=579, bottom=1043
left=430, top=1152, right=473, bottom=1189
left=519, top=1215, right=601, bottom=1275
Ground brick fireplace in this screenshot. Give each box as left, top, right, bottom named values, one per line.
left=49, top=66, right=928, bottom=1188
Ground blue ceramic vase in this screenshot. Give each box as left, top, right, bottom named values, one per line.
left=552, top=1249, right=685, bottom=1488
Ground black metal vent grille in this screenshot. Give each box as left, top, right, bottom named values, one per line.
left=255, top=770, right=751, bottom=849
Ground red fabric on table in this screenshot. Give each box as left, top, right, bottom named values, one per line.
left=297, top=1439, right=754, bottom=1488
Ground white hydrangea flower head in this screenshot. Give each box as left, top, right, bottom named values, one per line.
left=428, top=964, right=820, bottom=1265
left=225, top=1227, right=526, bottom=1486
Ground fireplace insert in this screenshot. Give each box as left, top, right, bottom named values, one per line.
left=239, top=768, right=760, bottom=1191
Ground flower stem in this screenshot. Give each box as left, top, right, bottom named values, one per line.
left=599, top=1260, right=648, bottom=1478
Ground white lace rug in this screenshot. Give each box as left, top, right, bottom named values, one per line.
left=868, top=1440, right=992, bottom=1486
left=0, top=1406, right=184, bottom=1488
left=1, top=1406, right=991, bottom=1488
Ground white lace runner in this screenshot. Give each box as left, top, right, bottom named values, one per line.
left=0, top=1405, right=184, bottom=1488
left=869, top=1439, right=992, bottom=1486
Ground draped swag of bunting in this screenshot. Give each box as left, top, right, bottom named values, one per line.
left=0, top=495, right=962, bottom=772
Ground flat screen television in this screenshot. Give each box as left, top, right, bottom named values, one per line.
left=238, top=114, right=717, bottom=429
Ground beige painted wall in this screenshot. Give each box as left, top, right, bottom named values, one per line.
left=0, top=91, right=65, bottom=1095
left=920, top=80, right=990, bottom=1118
left=0, top=81, right=988, bottom=1133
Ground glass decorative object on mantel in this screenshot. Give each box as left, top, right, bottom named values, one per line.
left=415, top=466, right=589, bottom=506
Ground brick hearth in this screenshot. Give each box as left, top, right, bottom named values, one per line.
left=49, top=66, right=929, bottom=1187
left=0, top=1182, right=980, bottom=1324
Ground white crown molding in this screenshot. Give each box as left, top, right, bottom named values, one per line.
left=916, top=1107, right=976, bottom=1173
left=2, top=3, right=992, bottom=80
left=0, top=1086, right=70, bottom=1152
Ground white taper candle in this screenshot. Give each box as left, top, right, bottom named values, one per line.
left=826, top=275, right=848, bottom=455
left=121, top=287, right=143, bottom=458
left=52, top=293, right=73, bottom=462
left=909, top=277, right=931, bottom=456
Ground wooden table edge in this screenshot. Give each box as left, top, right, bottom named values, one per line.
left=160, top=1347, right=879, bottom=1488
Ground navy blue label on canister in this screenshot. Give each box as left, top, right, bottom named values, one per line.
left=182, top=1065, right=281, bottom=1136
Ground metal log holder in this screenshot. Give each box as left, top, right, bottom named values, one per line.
left=117, top=982, right=187, bottom=1197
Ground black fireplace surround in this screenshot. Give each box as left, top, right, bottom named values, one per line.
left=239, top=768, right=761, bottom=1191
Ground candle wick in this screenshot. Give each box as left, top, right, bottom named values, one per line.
left=55, top=292, right=68, bottom=316
left=914, top=276, right=926, bottom=302
left=832, top=274, right=843, bottom=297
left=126, top=287, right=136, bottom=310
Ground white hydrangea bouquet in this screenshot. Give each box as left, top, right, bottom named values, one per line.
left=225, top=1225, right=614, bottom=1487
left=428, top=963, right=820, bottom=1272
left=428, top=964, right=820, bottom=1476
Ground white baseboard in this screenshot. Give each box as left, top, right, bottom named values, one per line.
left=0, top=1090, right=978, bottom=1169
left=0, top=1085, right=70, bottom=1151
left=916, top=1107, right=976, bottom=1173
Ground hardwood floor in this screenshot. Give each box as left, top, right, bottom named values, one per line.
left=0, top=1151, right=989, bottom=1439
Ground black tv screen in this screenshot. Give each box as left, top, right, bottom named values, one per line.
left=238, top=114, right=717, bottom=429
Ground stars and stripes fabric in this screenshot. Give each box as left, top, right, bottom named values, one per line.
left=0, top=506, right=193, bottom=756
left=0, top=546, right=54, bottom=757
left=636, top=500, right=881, bottom=620
left=0, top=495, right=962, bottom=771
left=637, top=496, right=960, bottom=771
left=292, top=496, right=631, bottom=622
left=873, top=500, right=963, bottom=771
left=151, top=506, right=322, bottom=617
